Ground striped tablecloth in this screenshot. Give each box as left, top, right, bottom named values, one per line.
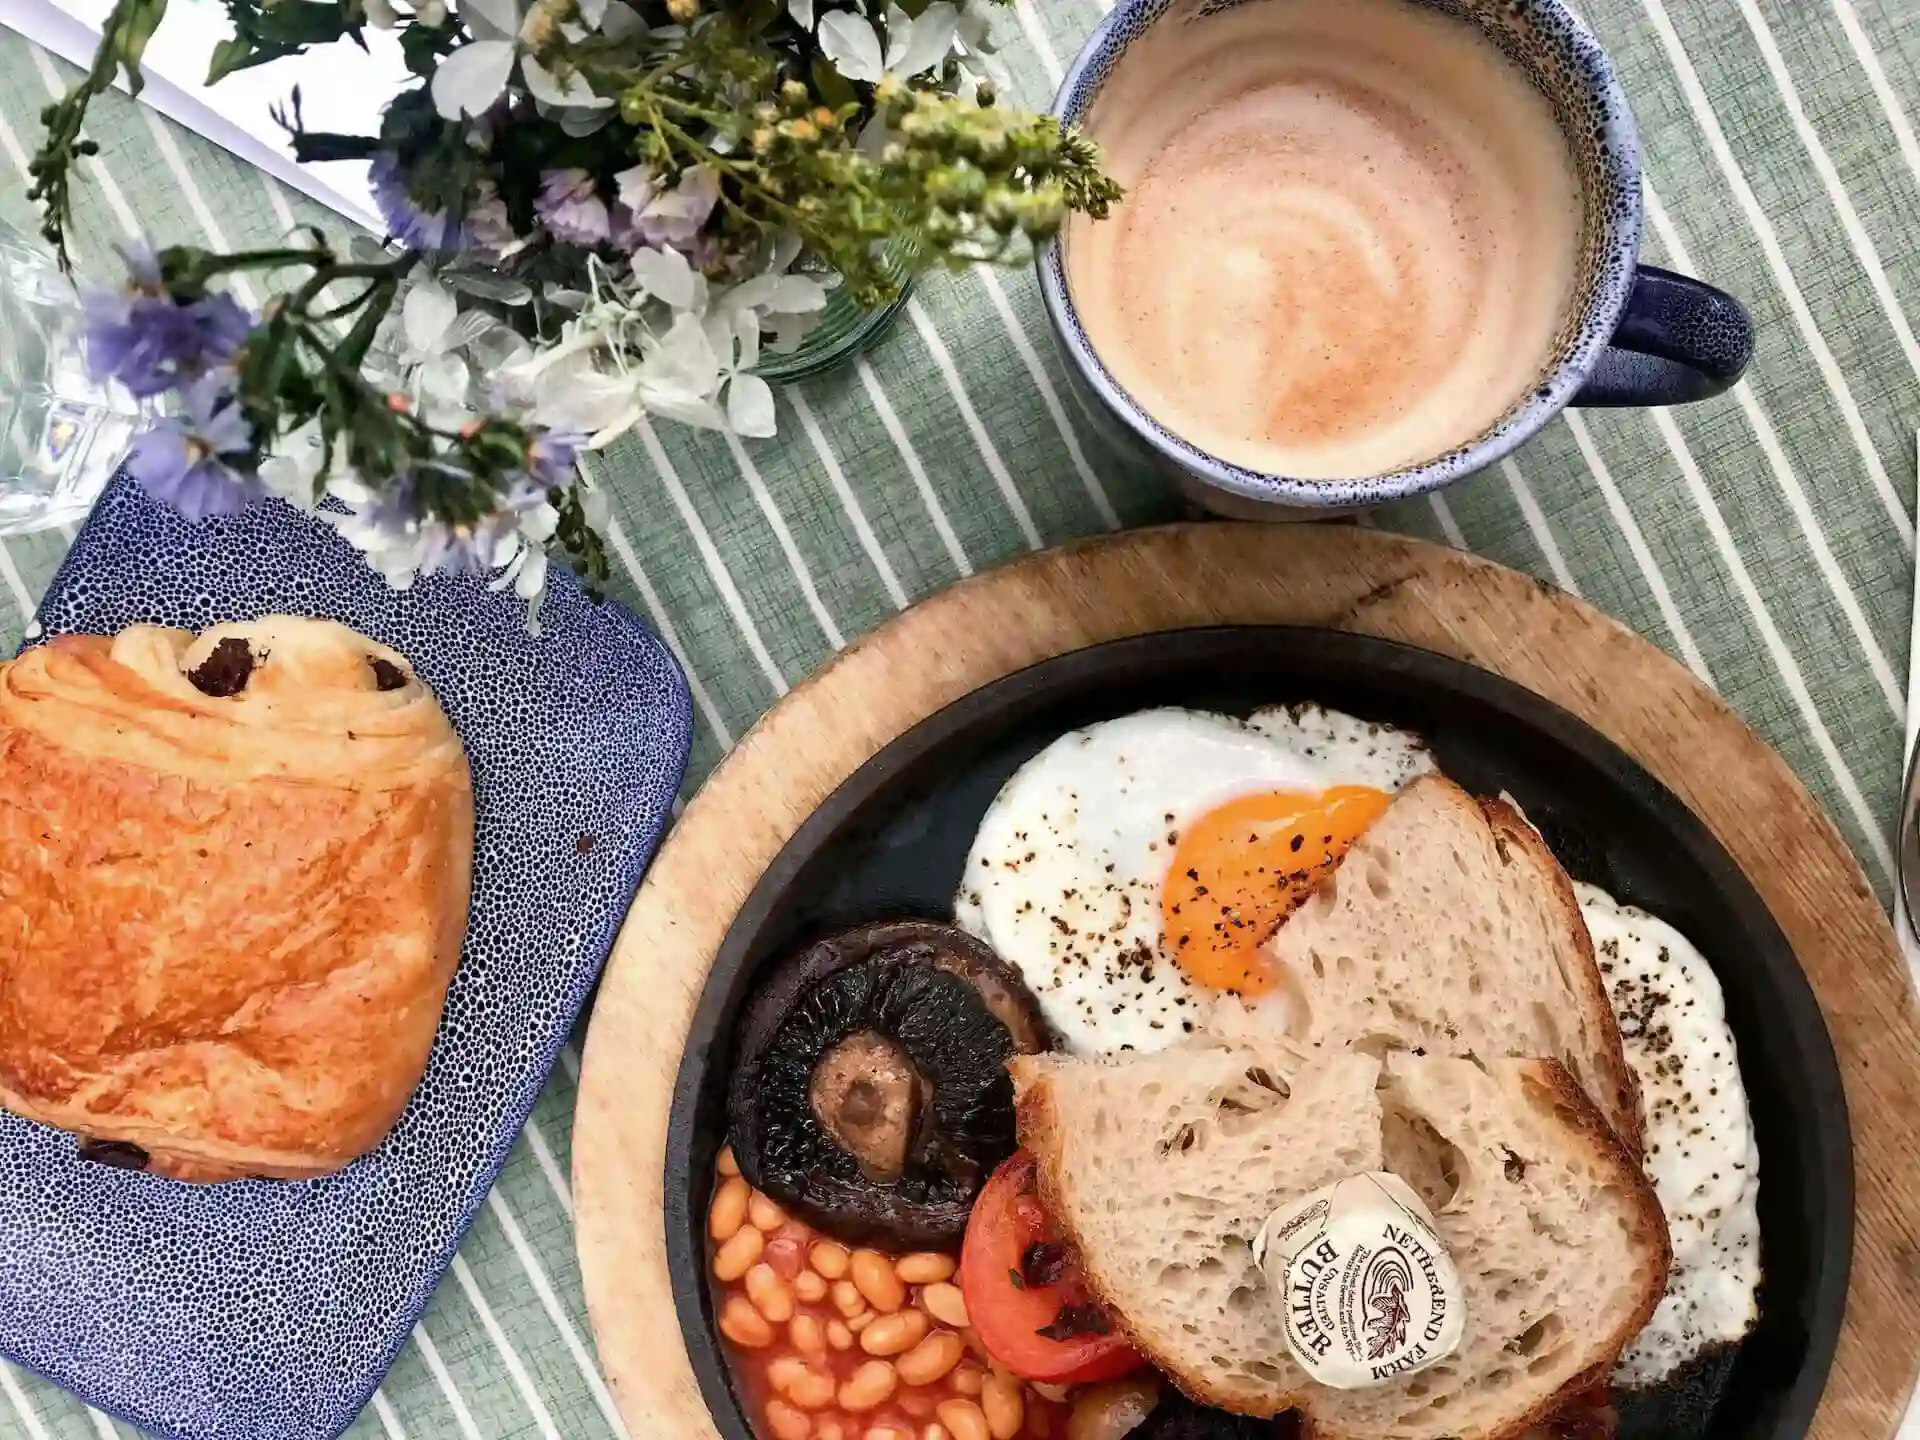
left=2, top=1, right=1917, bottom=1436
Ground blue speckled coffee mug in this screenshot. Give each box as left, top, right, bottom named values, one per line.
left=1037, top=0, right=1755, bottom=518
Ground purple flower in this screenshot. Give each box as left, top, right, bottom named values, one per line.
left=370, top=152, right=468, bottom=251
left=526, top=429, right=584, bottom=489
left=83, top=248, right=256, bottom=399
left=635, top=165, right=721, bottom=250
left=121, top=240, right=163, bottom=289
left=418, top=520, right=519, bottom=574
left=608, top=204, right=647, bottom=253
left=84, top=290, right=201, bottom=397
left=536, top=169, right=611, bottom=248
left=466, top=182, right=519, bottom=254
left=360, top=472, right=547, bottom=576
left=126, top=373, right=265, bottom=521
left=198, top=293, right=254, bottom=356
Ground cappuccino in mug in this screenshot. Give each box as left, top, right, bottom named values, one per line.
left=1064, top=0, right=1584, bottom=480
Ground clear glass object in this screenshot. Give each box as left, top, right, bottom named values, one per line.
left=0, top=220, right=148, bottom=536
left=753, top=242, right=916, bottom=384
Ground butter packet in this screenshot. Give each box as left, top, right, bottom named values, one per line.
left=1252, top=1172, right=1467, bottom=1390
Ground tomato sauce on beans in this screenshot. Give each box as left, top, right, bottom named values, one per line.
left=708, top=1150, right=1065, bottom=1440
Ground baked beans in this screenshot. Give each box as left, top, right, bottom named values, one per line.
left=709, top=1166, right=1065, bottom=1440
left=851, top=1250, right=908, bottom=1313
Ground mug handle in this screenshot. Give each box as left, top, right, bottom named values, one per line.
left=1571, top=265, right=1754, bottom=407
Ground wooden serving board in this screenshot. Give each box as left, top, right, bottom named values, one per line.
left=573, top=523, right=1920, bottom=1440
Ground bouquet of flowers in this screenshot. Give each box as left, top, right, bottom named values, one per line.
left=27, top=0, right=1119, bottom=616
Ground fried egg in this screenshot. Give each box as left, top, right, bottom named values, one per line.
left=953, top=705, right=1430, bottom=1053
left=1577, top=883, right=1761, bottom=1386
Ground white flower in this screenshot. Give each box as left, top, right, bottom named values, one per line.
left=818, top=9, right=884, bottom=83
left=403, top=277, right=459, bottom=352
left=397, top=278, right=497, bottom=421
left=599, top=1, right=646, bottom=39
left=489, top=500, right=561, bottom=618
left=319, top=478, right=430, bottom=591
left=416, top=0, right=450, bottom=23
left=365, top=0, right=400, bottom=28
left=723, top=271, right=829, bottom=354
left=614, top=163, right=657, bottom=215
left=635, top=312, right=725, bottom=429
left=708, top=309, right=776, bottom=437
left=493, top=540, right=550, bottom=614
left=524, top=53, right=613, bottom=110
left=432, top=39, right=515, bottom=118
left=490, top=501, right=570, bottom=633
left=469, top=323, right=535, bottom=376
left=727, top=272, right=829, bottom=316
left=630, top=245, right=705, bottom=311
left=819, top=2, right=963, bottom=84
left=459, top=0, right=521, bottom=36
left=884, top=2, right=959, bottom=78
left=787, top=0, right=814, bottom=27
left=954, top=0, right=1013, bottom=92
left=257, top=422, right=343, bottom=509
left=320, top=473, right=563, bottom=627
left=524, top=352, right=644, bottom=434
left=433, top=0, right=614, bottom=120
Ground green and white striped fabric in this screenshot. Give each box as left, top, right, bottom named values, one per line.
left=2, top=0, right=1917, bottom=1435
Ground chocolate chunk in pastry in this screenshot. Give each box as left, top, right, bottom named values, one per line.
left=0, top=617, right=474, bottom=1183
left=188, top=637, right=256, bottom=697
left=77, top=1139, right=150, bottom=1171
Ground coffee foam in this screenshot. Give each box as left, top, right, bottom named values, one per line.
left=1066, top=0, right=1583, bottom=480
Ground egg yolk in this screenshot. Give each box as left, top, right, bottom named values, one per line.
left=1162, top=786, right=1392, bottom=995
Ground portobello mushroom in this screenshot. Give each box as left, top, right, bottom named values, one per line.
left=727, top=920, right=1052, bottom=1250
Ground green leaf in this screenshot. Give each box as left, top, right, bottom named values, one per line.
left=208, top=37, right=288, bottom=82
left=208, top=1, right=363, bottom=81
left=251, top=1, right=361, bottom=48
left=115, top=0, right=171, bottom=95
left=810, top=54, right=858, bottom=112
left=447, top=271, right=535, bottom=305
left=399, top=20, right=457, bottom=77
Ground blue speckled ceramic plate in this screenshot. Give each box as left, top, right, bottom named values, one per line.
left=0, top=474, right=692, bottom=1440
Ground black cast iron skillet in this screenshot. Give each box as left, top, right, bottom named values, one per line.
left=665, top=627, right=1852, bottom=1440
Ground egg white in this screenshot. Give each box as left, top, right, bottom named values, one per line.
left=953, top=706, right=1430, bottom=1054
left=1577, top=883, right=1761, bottom=1385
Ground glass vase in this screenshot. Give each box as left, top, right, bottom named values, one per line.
left=0, top=220, right=149, bottom=536
left=753, top=244, right=916, bottom=384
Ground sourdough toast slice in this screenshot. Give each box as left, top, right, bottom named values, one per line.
left=1010, top=1043, right=1669, bottom=1440
left=1259, top=775, right=1641, bottom=1157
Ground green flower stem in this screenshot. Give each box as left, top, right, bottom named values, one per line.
left=632, top=98, right=797, bottom=237
left=333, top=279, right=401, bottom=367
left=29, top=0, right=171, bottom=270
left=286, top=253, right=418, bottom=314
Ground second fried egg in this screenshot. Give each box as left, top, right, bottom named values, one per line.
left=953, top=705, right=1431, bottom=1053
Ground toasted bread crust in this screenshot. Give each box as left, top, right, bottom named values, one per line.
left=1465, top=1060, right=1667, bottom=1440
left=1509, top=1059, right=1672, bottom=1360
left=1011, top=1054, right=1673, bottom=1440
left=1013, top=1064, right=1279, bottom=1415
left=1479, top=797, right=1644, bottom=1161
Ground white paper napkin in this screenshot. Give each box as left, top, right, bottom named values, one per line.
left=8, top=0, right=384, bottom=231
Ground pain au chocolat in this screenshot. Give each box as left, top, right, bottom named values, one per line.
left=0, top=617, right=473, bottom=1182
